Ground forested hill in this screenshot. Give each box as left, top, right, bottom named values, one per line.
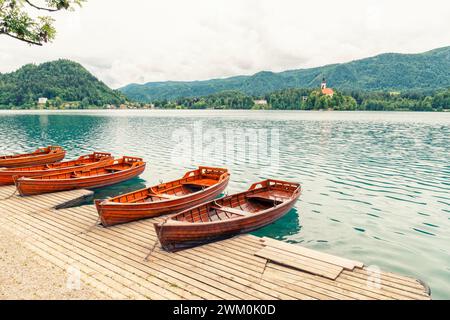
left=120, top=46, right=450, bottom=102
left=0, top=60, right=127, bottom=108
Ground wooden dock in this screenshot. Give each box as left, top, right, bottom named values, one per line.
left=0, top=185, right=431, bottom=300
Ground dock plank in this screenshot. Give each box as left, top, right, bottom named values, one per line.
left=261, top=237, right=363, bottom=270
left=0, top=186, right=431, bottom=300
left=255, top=247, right=343, bottom=280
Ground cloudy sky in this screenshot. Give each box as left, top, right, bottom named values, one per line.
left=1, top=0, right=449, bottom=88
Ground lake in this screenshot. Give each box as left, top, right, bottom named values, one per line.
left=1, top=109, right=449, bottom=299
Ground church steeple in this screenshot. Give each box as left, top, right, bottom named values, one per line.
left=321, top=77, right=327, bottom=90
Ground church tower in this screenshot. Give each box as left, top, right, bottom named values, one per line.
left=321, top=77, right=327, bottom=90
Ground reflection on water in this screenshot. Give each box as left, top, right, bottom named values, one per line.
left=0, top=109, right=449, bottom=298
left=93, top=178, right=148, bottom=200
left=252, top=207, right=302, bottom=240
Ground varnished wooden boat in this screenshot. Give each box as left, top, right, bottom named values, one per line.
left=15, top=156, right=146, bottom=196
left=0, top=146, right=65, bottom=168
left=154, top=179, right=301, bottom=251
left=0, top=152, right=113, bottom=185
left=95, top=166, right=230, bottom=227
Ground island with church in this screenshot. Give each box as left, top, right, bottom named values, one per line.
left=150, top=77, right=441, bottom=111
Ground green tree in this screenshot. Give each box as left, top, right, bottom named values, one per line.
left=0, top=0, right=85, bottom=46
left=79, top=97, right=89, bottom=109
left=54, top=96, right=63, bottom=108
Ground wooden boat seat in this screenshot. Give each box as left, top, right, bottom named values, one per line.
left=149, top=186, right=181, bottom=199
left=211, top=206, right=253, bottom=216
left=158, top=193, right=179, bottom=200
left=182, top=179, right=217, bottom=188
left=127, top=195, right=151, bottom=203
left=128, top=194, right=173, bottom=203
left=246, top=192, right=288, bottom=203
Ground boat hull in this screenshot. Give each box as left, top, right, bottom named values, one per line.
left=154, top=192, right=300, bottom=251
left=97, top=176, right=229, bottom=227
left=0, top=154, right=113, bottom=185
left=15, top=163, right=146, bottom=196
left=0, top=147, right=65, bottom=168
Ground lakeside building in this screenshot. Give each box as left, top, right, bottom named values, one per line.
left=254, top=99, right=268, bottom=106
left=38, top=97, right=48, bottom=105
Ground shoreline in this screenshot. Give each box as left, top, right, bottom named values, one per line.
left=1, top=108, right=449, bottom=112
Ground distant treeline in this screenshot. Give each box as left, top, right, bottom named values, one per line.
left=154, top=91, right=255, bottom=110
left=153, top=87, right=450, bottom=111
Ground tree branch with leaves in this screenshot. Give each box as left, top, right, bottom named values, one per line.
left=0, top=0, right=85, bottom=46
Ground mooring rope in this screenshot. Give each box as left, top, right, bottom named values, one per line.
left=0, top=175, right=21, bottom=200
left=79, top=216, right=101, bottom=235
left=144, top=216, right=170, bottom=261
left=0, top=187, right=18, bottom=200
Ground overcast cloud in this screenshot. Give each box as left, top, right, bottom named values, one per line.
left=1, top=0, right=449, bottom=88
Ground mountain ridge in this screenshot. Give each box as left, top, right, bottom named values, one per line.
left=119, top=46, right=450, bottom=102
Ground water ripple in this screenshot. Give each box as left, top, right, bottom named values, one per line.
left=1, top=110, right=449, bottom=298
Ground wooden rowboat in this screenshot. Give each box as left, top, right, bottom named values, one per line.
left=154, top=179, right=301, bottom=251
left=0, top=152, right=113, bottom=185
left=15, top=156, right=146, bottom=196
left=95, top=166, right=230, bottom=227
left=0, top=146, right=65, bottom=168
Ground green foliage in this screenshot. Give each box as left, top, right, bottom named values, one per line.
left=349, top=89, right=450, bottom=111
left=152, top=87, right=450, bottom=111
left=0, top=0, right=84, bottom=45
left=264, top=88, right=359, bottom=110
left=0, top=59, right=127, bottom=109
left=156, top=90, right=255, bottom=110
left=431, top=89, right=450, bottom=110
left=120, top=46, right=450, bottom=102
left=264, top=88, right=311, bottom=110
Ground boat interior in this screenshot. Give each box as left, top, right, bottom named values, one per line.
left=2, top=152, right=112, bottom=172
left=173, top=180, right=300, bottom=223
left=0, top=146, right=61, bottom=160
left=109, top=166, right=229, bottom=204
left=31, top=157, right=144, bottom=180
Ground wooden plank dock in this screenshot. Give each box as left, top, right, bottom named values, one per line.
left=0, top=185, right=431, bottom=300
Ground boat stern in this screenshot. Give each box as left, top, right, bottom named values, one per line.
left=14, top=176, right=28, bottom=196
left=94, top=199, right=110, bottom=226
left=94, top=199, right=104, bottom=213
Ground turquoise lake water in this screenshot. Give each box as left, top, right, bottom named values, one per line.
left=0, top=110, right=449, bottom=299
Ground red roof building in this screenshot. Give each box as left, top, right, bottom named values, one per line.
left=321, top=88, right=334, bottom=96
left=321, top=78, right=334, bottom=97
